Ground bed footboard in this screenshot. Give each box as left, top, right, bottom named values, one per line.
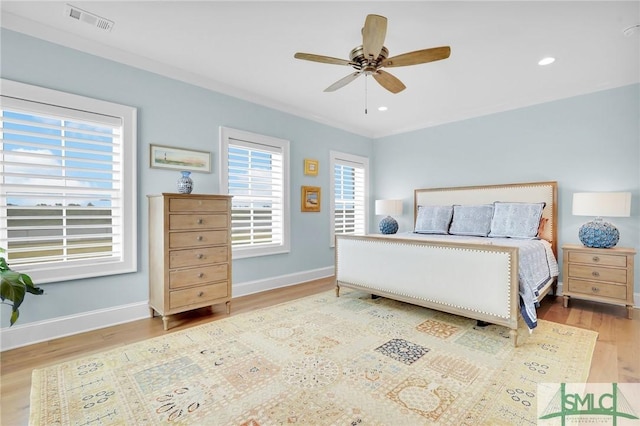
left=335, top=235, right=521, bottom=345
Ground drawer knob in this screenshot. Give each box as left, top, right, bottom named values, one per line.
left=591, top=287, right=599, bottom=293
left=592, top=256, right=600, bottom=262
left=591, top=271, right=600, bottom=277
left=197, top=218, right=204, bottom=224
left=197, top=253, right=204, bottom=259
left=198, top=291, right=204, bottom=297
left=197, top=235, right=203, bottom=241
left=198, top=272, right=204, bottom=278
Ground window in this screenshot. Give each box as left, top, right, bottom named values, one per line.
left=219, top=127, right=290, bottom=259
left=0, top=79, right=137, bottom=284
left=330, top=151, right=369, bottom=246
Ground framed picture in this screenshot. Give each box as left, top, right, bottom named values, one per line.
left=150, top=144, right=212, bottom=173
left=304, top=158, right=319, bottom=176
left=301, top=186, right=321, bottom=212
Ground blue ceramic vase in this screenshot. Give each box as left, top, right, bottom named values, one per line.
left=177, top=171, right=193, bottom=194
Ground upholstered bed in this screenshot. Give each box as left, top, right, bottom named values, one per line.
left=335, top=181, right=558, bottom=346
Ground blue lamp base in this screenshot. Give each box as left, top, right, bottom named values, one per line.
left=379, top=216, right=398, bottom=234
left=578, top=218, right=619, bottom=248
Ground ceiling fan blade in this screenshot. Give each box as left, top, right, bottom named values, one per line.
left=324, top=71, right=362, bottom=92
left=373, top=70, right=406, bottom=94
left=381, top=46, right=451, bottom=68
left=294, top=52, right=353, bottom=66
left=362, top=14, right=387, bottom=59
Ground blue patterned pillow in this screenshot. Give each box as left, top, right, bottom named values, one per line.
left=489, top=202, right=546, bottom=239
left=414, top=205, right=453, bottom=234
left=449, top=204, right=494, bottom=237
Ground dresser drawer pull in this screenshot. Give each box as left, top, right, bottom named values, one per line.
left=592, top=256, right=600, bottom=262
left=591, top=287, right=599, bottom=293
left=198, top=291, right=204, bottom=297
left=197, top=253, right=204, bottom=259
left=197, top=218, right=204, bottom=224
left=591, top=271, right=600, bottom=277
left=198, top=272, right=204, bottom=278
left=197, top=235, right=203, bottom=241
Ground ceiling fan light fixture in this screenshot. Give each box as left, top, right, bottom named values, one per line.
left=538, top=57, right=555, bottom=66
left=293, top=14, right=451, bottom=96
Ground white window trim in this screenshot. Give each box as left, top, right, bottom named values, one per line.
left=329, top=150, right=369, bottom=247
left=0, top=79, right=137, bottom=283
left=219, top=126, right=290, bottom=259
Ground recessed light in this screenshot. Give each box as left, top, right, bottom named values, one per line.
left=538, top=57, right=555, bottom=66
left=378, top=106, right=388, bottom=111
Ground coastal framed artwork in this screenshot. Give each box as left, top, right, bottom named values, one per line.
left=150, top=144, right=212, bottom=173
left=304, top=158, right=319, bottom=176
left=301, top=186, right=321, bottom=212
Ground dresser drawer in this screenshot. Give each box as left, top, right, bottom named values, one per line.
left=169, top=230, right=228, bottom=249
left=568, top=251, right=627, bottom=268
left=568, top=264, right=627, bottom=284
left=169, top=282, right=229, bottom=309
left=169, top=264, right=228, bottom=289
left=169, top=247, right=228, bottom=269
left=567, top=278, right=626, bottom=300
left=169, top=214, right=228, bottom=230
left=169, top=198, right=229, bottom=213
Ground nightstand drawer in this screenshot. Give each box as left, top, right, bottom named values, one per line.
left=567, top=278, right=626, bottom=300
left=169, top=214, right=228, bottom=230
left=568, top=264, right=627, bottom=284
left=568, top=252, right=626, bottom=268
left=170, top=282, right=229, bottom=309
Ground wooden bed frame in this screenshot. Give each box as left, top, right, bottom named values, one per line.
left=335, top=181, right=558, bottom=346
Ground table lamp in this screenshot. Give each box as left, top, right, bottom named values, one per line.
left=375, top=199, right=403, bottom=234
left=572, top=192, right=631, bottom=248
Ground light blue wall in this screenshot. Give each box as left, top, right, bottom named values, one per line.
left=373, top=84, right=640, bottom=292
left=0, top=29, right=372, bottom=327
left=2, top=28, right=638, bottom=328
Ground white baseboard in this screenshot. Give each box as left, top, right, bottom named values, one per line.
left=0, top=301, right=150, bottom=352
left=233, top=266, right=334, bottom=297
left=0, top=266, right=335, bottom=351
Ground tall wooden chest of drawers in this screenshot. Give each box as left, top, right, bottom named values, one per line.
left=148, top=193, right=232, bottom=330
left=562, top=244, right=635, bottom=319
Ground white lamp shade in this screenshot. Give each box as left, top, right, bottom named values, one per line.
left=375, top=199, right=403, bottom=216
left=572, top=192, right=631, bottom=217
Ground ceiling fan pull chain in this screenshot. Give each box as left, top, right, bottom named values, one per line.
left=365, top=75, right=368, bottom=115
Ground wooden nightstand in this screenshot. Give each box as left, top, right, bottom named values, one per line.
left=562, top=244, right=636, bottom=319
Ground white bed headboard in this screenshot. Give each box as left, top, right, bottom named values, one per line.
left=414, top=181, right=558, bottom=255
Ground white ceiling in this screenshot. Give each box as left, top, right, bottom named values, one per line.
left=2, top=1, right=639, bottom=138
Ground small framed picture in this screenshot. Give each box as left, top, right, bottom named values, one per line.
left=304, top=158, right=319, bottom=176
left=150, top=144, right=212, bottom=173
left=301, top=186, right=321, bottom=212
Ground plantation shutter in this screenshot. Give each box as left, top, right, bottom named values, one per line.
left=226, top=138, right=284, bottom=249
left=1, top=96, right=124, bottom=267
left=333, top=159, right=366, bottom=236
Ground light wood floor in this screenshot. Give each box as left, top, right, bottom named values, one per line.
left=1, top=277, right=638, bottom=425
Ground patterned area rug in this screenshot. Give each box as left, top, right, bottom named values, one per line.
left=30, top=289, right=597, bottom=425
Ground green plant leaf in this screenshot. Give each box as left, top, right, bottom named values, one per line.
left=1, top=252, right=44, bottom=326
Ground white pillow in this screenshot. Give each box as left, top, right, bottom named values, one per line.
left=414, top=205, right=453, bottom=234
left=489, top=202, right=546, bottom=239
left=449, top=204, right=494, bottom=237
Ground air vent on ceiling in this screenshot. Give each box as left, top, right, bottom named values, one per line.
left=64, top=4, right=114, bottom=32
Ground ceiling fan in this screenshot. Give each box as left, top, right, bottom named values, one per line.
left=294, top=14, right=451, bottom=94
